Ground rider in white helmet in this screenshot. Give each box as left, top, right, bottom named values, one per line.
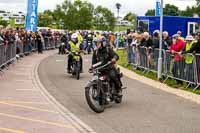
left=67, top=33, right=83, bottom=73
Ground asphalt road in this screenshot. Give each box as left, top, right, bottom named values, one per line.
left=38, top=54, right=200, bottom=133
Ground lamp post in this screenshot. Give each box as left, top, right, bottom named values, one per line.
left=157, top=0, right=163, bottom=79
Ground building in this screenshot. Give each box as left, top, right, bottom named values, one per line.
left=137, top=16, right=200, bottom=37
left=0, top=10, right=25, bottom=25
left=116, top=17, right=133, bottom=26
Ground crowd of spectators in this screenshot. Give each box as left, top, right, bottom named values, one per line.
left=111, top=29, right=200, bottom=86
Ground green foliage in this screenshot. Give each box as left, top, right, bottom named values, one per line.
left=145, top=1, right=200, bottom=17
left=62, top=0, right=94, bottom=30
left=0, top=18, right=8, bottom=27
left=145, top=9, right=155, bottom=16
left=123, top=12, right=137, bottom=28
left=38, top=0, right=115, bottom=30
left=145, top=4, right=180, bottom=16
left=197, top=0, right=200, bottom=6
left=38, top=10, right=54, bottom=28
left=163, top=4, right=179, bottom=16
left=94, top=6, right=116, bottom=31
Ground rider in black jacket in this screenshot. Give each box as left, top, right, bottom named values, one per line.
left=92, top=37, right=122, bottom=96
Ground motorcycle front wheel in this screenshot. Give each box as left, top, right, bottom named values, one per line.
left=85, top=85, right=105, bottom=113
left=76, top=62, right=80, bottom=80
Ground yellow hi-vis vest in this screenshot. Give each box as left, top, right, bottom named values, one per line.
left=78, top=34, right=83, bottom=45
left=185, top=41, right=196, bottom=64
left=69, top=41, right=79, bottom=53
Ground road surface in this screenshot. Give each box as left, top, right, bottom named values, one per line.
left=38, top=54, right=200, bottom=133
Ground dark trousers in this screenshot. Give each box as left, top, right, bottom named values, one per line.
left=37, top=41, right=43, bottom=53
left=172, top=60, right=185, bottom=84
left=185, top=64, right=194, bottom=82
left=107, top=68, right=122, bottom=90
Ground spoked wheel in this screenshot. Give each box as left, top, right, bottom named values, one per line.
left=76, top=63, right=80, bottom=80
left=85, top=85, right=105, bottom=113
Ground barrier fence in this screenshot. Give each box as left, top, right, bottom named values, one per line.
left=127, top=47, right=200, bottom=90
left=0, top=37, right=61, bottom=71
left=194, top=54, right=200, bottom=90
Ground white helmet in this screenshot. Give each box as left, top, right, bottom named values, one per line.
left=71, top=33, right=78, bottom=39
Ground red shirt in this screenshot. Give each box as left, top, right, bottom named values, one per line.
left=170, top=39, right=185, bottom=61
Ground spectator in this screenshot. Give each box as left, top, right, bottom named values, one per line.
left=183, top=33, right=200, bottom=83
left=163, top=31, right=172, bottom=50
left=143, top=32, right=153, bottom=48
left=152, top=31, right=160, bottom=48
left=109, top=32, right=115, bottom=49
left=127, top=33, right=134, bottom=64
left=170, top=34, right=186, bottom=85
left=183, top=35, right=196, bottom=82
left=183, top=32, right=200, bottom=54
left=177, top=31, right=185, bottom=41
left=36, top=31, right=43, bottom=54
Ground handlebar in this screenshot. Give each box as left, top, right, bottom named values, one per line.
left=90, top=61, right=112, bottom=72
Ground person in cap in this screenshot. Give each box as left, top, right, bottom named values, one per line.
left=181, top=32, right=200, bottom=83
left=182, top=33, right=200, bottom=54
left=177, top=31, right=184, bottom=41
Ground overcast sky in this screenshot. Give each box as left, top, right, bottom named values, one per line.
left=0, top=0, right=196, bottom=16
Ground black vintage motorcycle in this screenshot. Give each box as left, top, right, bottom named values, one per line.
left=86, top=40, right=93, bottom=54
left=85, top=61, right=125, bottom=113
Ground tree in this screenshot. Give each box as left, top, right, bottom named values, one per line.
left=180, top=6, right=197, bottom=17
left=197, top=0, right=200, bottom=6
left=145, top=9, right=155, bottom=16
left=116, top=3, right=121, bottom=18
left=123, top=12, right=137, bottom=28
left=163, top=4, right=179, bottom=16
left=94, top=6, right=116, bottom=31
left=0, top=18, right=8, bottom=27
left=124, top=12, right=136, bottom=21
left=145, top=4, right=179, bottom=16
left=38, top=12, right=54, bottom=27
left=59, top=0, right=94, bottom=30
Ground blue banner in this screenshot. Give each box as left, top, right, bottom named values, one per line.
left=25, top=0, right=38, bottom=32
left=155, top=0, right=161, bottom=16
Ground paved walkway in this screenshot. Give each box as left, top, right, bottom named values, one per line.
left=0, top=51, right=88, bottom=133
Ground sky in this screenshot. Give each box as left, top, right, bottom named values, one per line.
left=0, top=0, right=196, bottom=16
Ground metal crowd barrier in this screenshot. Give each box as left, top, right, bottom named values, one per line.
left=164, top=51, right=197, bottom=87
left=129, top=47, right=198, bottom=89
left=130, top=47, right=165, bottom=73
left=0, top=43, right=16, bottom=69
left=194, top=54, right=200, bottom=90
left=44, top=37, right=57, bottom=50
left=0, top=36, right=61, bottom=71
left=31, top=38, right=38, bottom=52
left=0, top=44, right=5, bottom=68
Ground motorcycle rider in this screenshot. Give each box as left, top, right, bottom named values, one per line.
left=91, top=37, right=123, bottom=97
left=67, top=33, right=83, bottom=73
